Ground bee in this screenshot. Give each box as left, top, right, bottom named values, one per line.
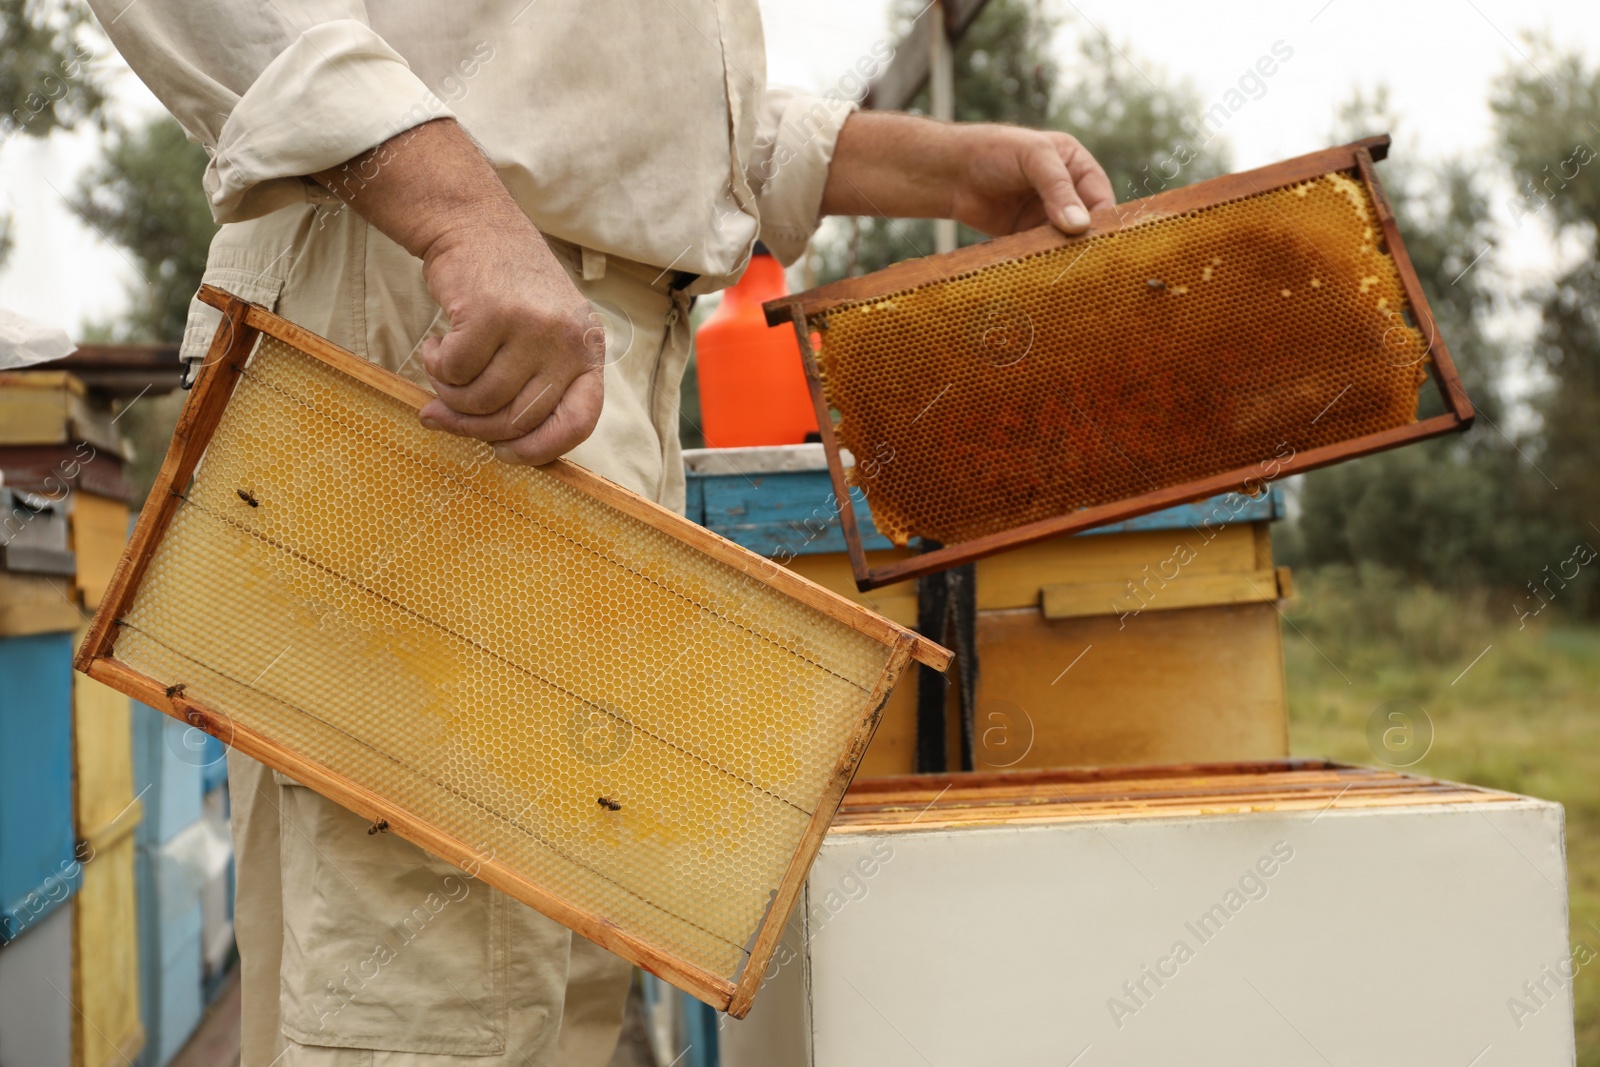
left=237, top=489, right=260, bottom=508
left=367, top=818, right=390, bottom=835
left=597, top=796, right=622, bottom=812
left=165, top=683, right=187, bottom=699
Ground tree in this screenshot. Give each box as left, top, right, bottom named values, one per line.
left=1048, top=31, right=1230, bottom=203
left=72, top=114, right=217, bottom=343
left=1285, top=90, right=1567, bottom=606
left=0, top=0, right=106, bottom=262
left=814, top=1, right=1228, bottom=282
left=1491, top=37, right=1600, bottom=614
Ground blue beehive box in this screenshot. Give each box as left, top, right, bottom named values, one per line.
left=683, top=445, right=1281, bottom=559
left=0, top=631, right=81, bottom=942
left=132, top=700, right=211, bottom=1065
left=132, top=702, right=205, bottom=849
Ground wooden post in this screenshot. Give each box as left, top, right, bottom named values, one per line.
left=930, top=0, right=957, bottom=255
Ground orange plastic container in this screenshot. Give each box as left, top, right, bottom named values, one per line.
left=695, top=248, right=819, bottom=447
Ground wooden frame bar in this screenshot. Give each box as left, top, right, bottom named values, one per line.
left=764, top=136, right=1476, bottom=592
left=73, top=289, right=949, bottom=1016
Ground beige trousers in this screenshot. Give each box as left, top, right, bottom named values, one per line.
left=189, top=201, right=695, bottom=1066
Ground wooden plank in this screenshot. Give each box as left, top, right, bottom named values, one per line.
left=194, top=287, right=952, bottom=672
left=0, top=372, right=127, bottom=456
left=790, top=309, right=874, bottom=588
left=84, top=655, right=743, bottom=1012
left=73, top=297, right=255, bottom=672
left=844, top=757, right=1349, bottom=795
left=851, top=413, right=1465, bottom=590
left=977, top=523, right=1259, bottom=611
left=1041, top=566, right=1287, bottom=620
left=783, top=552, right=918, bottom=628
left=863, top=0, right=993, bottom=112
left=72, top=832, right=145, bottom=1067
left=829, top=789, right=1523, bottom=832
left=980, top=604, right=1287, bottom=769
left=71, top=650, right=137, bottom=836
left=68, top=493, right=130, bottom=611
left=727, top=632, right=916, bottom=1017
left=0, top=376, right=72, bottom=445
left=79, top=800, right=142, bottom=857
left=864, top=3, right=934, bottom=112
left=764, top=137, right=1394, bottom=325
left=0, top=571, right=84, bottom=636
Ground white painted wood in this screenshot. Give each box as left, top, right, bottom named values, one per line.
left=0, top=898, right=74, bottom=1067
left=720, top=799, right=1575, bottom=1066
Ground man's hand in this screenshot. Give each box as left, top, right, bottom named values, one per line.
left=820, top=112, right=1116, bottom=237
left=313, top=119, right=602, bottom=465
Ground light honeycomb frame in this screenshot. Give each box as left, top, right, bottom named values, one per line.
left=74, top=287, right=950, bottom=1017
left=766, top=136, right=1475, bottom=591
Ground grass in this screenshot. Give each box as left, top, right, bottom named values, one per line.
left=1283, top=566, right=1600, bottom=1062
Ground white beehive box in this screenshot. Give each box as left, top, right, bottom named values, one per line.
left=720, top=762, right=1575, bottom=1066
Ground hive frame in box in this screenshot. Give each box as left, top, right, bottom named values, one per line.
left=765, top=135, right=1475, bottom=592
left=73, top=286, right=951, bottom=1018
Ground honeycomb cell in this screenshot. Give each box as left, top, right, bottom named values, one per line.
left=814, top=172, right=1431, bottom=547
left=113, top=335, right=900, bottom=987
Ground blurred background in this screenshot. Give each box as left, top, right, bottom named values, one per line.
left=3, top=0, right=1599, bottom=1061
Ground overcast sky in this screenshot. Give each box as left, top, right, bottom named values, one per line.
left=2, top=0, right=1595, bottom=351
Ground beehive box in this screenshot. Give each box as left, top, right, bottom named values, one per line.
left=72, top=658, right=146, bottom=1067
left=685, top=446, right=1290, bottom=775
left=74, top=289, right=949, bottom=1015
left=765, top=136, right=1474, bottom=590
left=720, top=762, right=1574, bottom=1066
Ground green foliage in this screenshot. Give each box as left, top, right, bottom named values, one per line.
left=0, top=0, right=106, bottom=264
left=817, top=0, right=1225, bottom=281
left=72, top=115, right=217, bottom=343
left=0, top=0, right=103, bottom=141
left=1285, top=563, right=1495, bottom=666
left=1489, top=38, right=1600, bottom=605
left=1286, top=89, right=1583, bottom=606
left=1049, top=34, right=1230, bottom=203
left=1492, top=37, right=1600, bottom=234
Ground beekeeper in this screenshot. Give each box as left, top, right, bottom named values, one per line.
left=89, top=3, right=1113, bottom=1064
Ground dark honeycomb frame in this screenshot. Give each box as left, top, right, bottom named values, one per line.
left=765, top=136, right=1474, bottom=592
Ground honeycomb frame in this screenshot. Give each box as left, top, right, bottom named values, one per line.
left=766, top=136, right=1475, bottom=592
left=74, top=287, right=951, bottom=1018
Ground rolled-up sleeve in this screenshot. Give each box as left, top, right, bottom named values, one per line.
left=747, top=87, right=855, bottom=266
left=88, top=3, right=448, bottom=222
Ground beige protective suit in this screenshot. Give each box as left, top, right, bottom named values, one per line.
left=86, top=1, right=857, bottom=1062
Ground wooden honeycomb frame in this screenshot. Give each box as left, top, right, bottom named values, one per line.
left=766, top=136, right=1475, bottom=591
left=74, top=286, right=951, bottom=1017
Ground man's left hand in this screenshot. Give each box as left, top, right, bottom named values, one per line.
left=820, top=112, right=1116, bottom=238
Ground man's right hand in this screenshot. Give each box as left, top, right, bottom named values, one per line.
left=313, top=119, right=604, bottom=466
